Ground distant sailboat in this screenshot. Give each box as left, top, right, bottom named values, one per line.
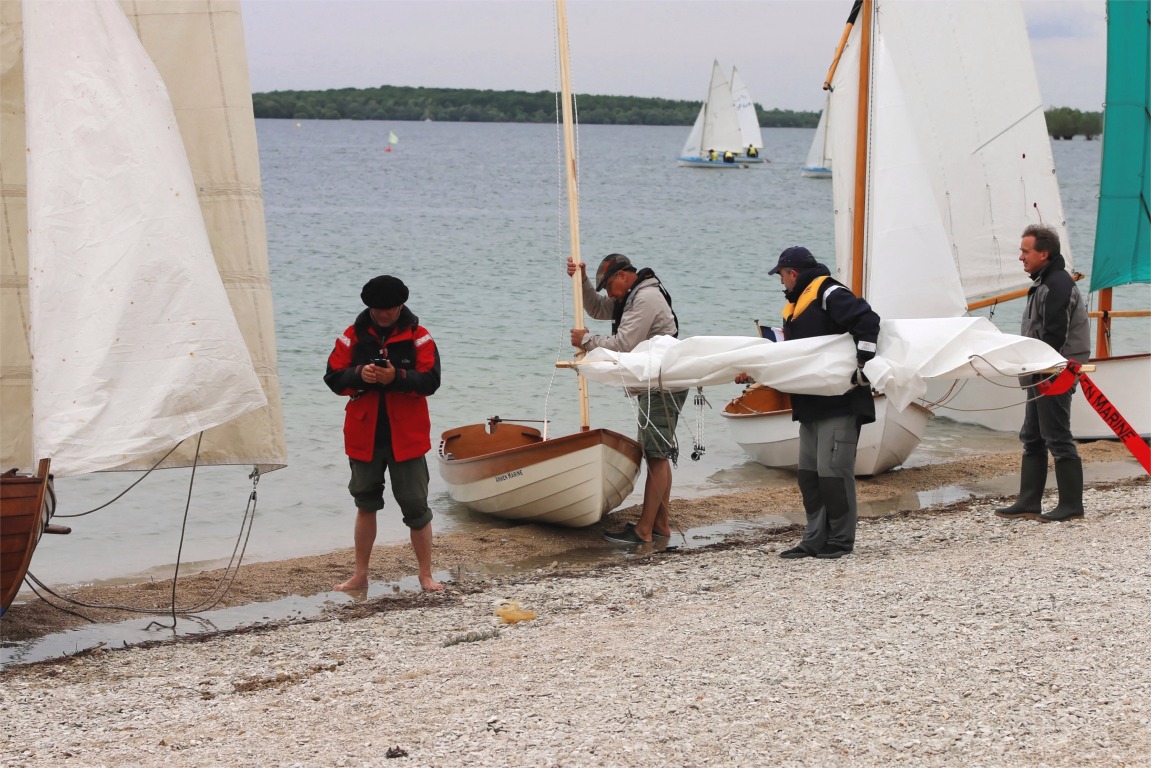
left=801, top=95, right=832, bottom=178
left=677, top=60, right=748, bottom=169
left=729, top=66, right=766, bottom=164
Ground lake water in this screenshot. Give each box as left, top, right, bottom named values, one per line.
left=21, top=121, right=1149, bottom=594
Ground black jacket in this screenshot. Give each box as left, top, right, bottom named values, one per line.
left=781, top=266, right=881, bottom=425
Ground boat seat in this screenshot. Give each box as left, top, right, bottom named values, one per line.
left=440, top=423, right=543, bottom=460
left=724, top=385, right=791, bottom=415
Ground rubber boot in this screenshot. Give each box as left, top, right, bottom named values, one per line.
left=790, top=469, right=824, bottom=555
left=1039, top=457, right=1084, bottom=522
left=995, top=453, right=1047, bottom=520
left=815, top=475, right=854, bottom=558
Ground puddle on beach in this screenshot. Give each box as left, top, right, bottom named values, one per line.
left=2, top=461, right=1141, bottom=667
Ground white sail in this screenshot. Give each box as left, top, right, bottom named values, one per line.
left=575, top=319, right=1066, bottom=413
left=2, top=0, right=286, bottom=477
left=801, top=95, right=832, bottom=177
left=680, top=60, right=744, bottom=157
left=730, top=66, right=763, bottom=150
left=828, top=0, right=1069, bottom=312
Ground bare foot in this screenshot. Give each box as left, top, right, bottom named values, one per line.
left=419, top=575, right=445, bottom=592
left=333, top=577, right=368, bottom=591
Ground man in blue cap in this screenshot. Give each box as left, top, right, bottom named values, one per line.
left=761, top=246, right=880, bottom=559
left=568, top=253, right=686, bottom=546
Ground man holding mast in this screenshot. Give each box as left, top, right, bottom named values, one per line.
left=569, top=253, right=686, bottom=545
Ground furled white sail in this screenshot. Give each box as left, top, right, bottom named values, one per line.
left=730, top=66, right=763, bottom=151
left=3, top=0, right=286, bottom=477
left=575, top=318, right=1065, bottom=413
left=827, top=1, right=1069, bottom=312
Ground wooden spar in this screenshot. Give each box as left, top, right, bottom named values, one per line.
left=850, top=0, right=872, bottom=296
left=554, top=0, right=591, bottom=431
left=1095, top=287, right=1113, bottom=358
left=965, top=272, right=1088, bottom=312
left=823, top=0, right=863, bottom=90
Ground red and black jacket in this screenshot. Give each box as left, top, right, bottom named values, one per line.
left=324, top=307, right=441, bottom=462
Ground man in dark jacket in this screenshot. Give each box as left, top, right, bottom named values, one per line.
left=995, top=224, right=1091, bottom=522
left=766, top=246, right=880, bottom=559
left=324, top=275, right=444, bottom=591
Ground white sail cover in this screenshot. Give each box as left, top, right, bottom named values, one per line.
left=827, top=0, right=1070, bottom=314
left=575, top=318, right=1065, bottom=413
left=14, top=0, right=276, bottom=477
left=680, top=60, right=744, bottom=157
left=729, top=66, right=763, bottom=150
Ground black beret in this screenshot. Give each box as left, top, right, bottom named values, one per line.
left=360, top=275, right=409, bottom=308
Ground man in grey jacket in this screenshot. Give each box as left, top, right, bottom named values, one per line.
left=996, top=224, right=1091, bottom=523
left=568, top=253, right=687, bottom=545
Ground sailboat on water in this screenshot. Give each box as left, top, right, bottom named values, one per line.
left=436, top=0, right=643, bottom=528
left=677, top=60, right=763, bottom=168
left=0, top=0, right=286, bottom=614
left=801, top=95, right=832, bottom=178
left=719, top=0, right=1071, bottom=475
left=920, top=0, right=1150, bottom=442
left=729, top=66, right=766, bottom=164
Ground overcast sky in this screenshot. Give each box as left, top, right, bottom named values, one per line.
left=241, top=0, right=1107, bottom=112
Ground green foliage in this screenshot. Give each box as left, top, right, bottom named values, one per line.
left=251, top=85, right=821, bottom=128
left=1044, top=107, right=1104, bottom=140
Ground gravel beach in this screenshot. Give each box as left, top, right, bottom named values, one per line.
left=1, top=443, right=1148, bottom=768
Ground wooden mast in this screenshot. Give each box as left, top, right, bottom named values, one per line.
left=850, top=0, right=873, bottom=296
left=555, top=0, right=590, bottom=431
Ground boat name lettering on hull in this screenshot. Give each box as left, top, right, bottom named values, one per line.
left=494, top=469, right=524, bottom=483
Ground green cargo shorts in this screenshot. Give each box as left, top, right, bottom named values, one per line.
left=636, top=389, right=688, bottom=462
left=348, top=443, right=433, bottom=530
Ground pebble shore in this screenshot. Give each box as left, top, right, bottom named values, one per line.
left=2, top=478, right=1148, bottom=768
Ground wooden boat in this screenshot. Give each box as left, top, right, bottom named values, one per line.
left=0, top=0, right=286, bottom=614
left=723, top=386, right=929, bottom=476
left=0, top=461, right=58, bottom=615
left=437, top=0, right=643, bottom=527
left=924, top=0, right=1150, bottom=441
left=438, top=421, right=641, bottom=527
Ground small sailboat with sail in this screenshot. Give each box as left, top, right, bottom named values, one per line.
left=922, top=0, right=1150, bottom=442
left=801, top=95, right=832, bottom=178
left=0, top=0, right=286, bottom=614
left=729, top=66, right=766, bottom=164
left=677, top=60, right=751, bottom=168
left=437, top=0, right=643, bottom=528
left=722, top=0, right=1070, bottom=475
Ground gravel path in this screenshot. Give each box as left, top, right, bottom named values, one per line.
left=2, top=479, right=1148, bottom=768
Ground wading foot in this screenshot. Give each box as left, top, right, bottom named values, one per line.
left=334, top=576, right=369, bottom=592
left=419, top=574, right=444, bottom=592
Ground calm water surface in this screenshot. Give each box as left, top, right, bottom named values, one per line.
left=21, top=122, right=1148, bottom=593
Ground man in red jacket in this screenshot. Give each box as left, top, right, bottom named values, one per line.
left=324, top=275, right=443, bottom=592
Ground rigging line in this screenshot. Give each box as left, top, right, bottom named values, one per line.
left=146, top=431, right=205, bottom=631
left=54, top=441, right=183, bottom=518
left=970, top=103, right=1045, bottom=156
left=24, top=474, right=257, bottom=618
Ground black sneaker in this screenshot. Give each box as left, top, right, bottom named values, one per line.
left=778, top=546, right=813, bottom=559
left=624, top=522, right=670, bottom=540
left=603, top=527, right=651, bottom=545
left=815, top=549, right=852, bottom=559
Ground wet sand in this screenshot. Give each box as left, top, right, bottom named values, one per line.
left=0, top=441, right=1138, bottom=644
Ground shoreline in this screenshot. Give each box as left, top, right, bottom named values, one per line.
left=0, top=456, right=1146, bottom=767
left=0, top=442, right=1138, bottom=647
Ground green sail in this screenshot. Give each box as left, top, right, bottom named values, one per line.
left=1091, top=0, right=1151, bottom=292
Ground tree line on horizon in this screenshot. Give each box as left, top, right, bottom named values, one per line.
left=251, top=85, right=1103, bottom=138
